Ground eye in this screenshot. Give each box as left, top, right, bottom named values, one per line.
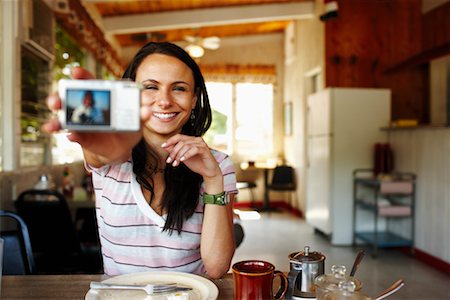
left=143, top=84, right=158, bottom=90
left=173, top=85, right=187, bottom=92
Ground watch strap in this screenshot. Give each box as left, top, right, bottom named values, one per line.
left=202, top=191, right=227, bottom=205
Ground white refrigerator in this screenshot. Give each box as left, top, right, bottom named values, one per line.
left=305, top=88, right=391, bottom=245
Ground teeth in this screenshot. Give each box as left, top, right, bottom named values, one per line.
left=154, top=112, right=177, bottom=119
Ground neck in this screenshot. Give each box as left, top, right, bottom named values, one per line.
left=143, top=139, right=168, bottom=169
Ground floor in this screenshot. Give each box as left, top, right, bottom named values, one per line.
left=230, top=210, right=450, bottom=300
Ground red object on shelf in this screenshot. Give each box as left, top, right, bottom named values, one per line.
left=374, top=143, right=395, bottom=176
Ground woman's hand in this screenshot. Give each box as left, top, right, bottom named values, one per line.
left=161, top=134, right=223, bottom=191
left=42, top=67, right=144, bottom=167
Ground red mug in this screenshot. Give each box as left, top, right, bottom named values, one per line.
left=232, top=260, right=288, bottom=300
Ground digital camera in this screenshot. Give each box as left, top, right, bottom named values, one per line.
left=58, top=79, right=141, bottom=131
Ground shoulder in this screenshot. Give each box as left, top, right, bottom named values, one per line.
left=210, top=149, right=234, bottom=167
left=86, top=159, right=133, bottom=179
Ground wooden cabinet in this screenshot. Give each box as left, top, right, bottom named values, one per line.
left=352, top=169, right=415, bottom=257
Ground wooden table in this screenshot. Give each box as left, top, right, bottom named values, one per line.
left=240, top=161, right=276, bottom=211
left=1, top=273, right=235, bottom=299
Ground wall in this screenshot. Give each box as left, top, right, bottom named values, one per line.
left=283, top=1, right=324, bottom=213
left=387, top=128, right=450, bottom=264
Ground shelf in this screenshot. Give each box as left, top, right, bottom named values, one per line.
left=353, top=169, right=415, bottom=256
left=384, top=41, right=450, bottom=74
left=355, top=200, right=412, bottom=217
left=355, top=232, right=413, bottom=248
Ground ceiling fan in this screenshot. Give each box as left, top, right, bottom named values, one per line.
left=184, top=35, right=221, bottom=58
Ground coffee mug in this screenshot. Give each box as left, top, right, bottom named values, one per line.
left=232, top=260, right=288, bottom=300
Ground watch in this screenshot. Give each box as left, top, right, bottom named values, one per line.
left=202, top=191, right=228, bottom=205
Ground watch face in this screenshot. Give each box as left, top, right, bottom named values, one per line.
left=216, top=195, right=226, bottom=205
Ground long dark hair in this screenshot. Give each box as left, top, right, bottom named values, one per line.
left=122, top=42, right=212, bottom=234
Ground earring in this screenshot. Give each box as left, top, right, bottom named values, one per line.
left=190, top=110, right=195, bottom=127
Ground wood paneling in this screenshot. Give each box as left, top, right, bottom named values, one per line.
left=324, top=0, right=428, bottom=123
left=388, top=128, right=450, bottom=265
left=423, top=1, right=450, bottom=52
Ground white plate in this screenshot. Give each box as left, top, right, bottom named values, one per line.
left=85, top=271, right=219, bottom=300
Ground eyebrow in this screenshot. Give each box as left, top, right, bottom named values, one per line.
left=141, top=79, right=192, bottom=86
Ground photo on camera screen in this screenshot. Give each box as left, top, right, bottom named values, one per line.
left=65, top=89, right=111, bottom=126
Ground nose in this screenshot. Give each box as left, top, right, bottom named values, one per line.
left=154, top=89, right=173, bottom=108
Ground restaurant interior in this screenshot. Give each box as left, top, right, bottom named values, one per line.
left=1, top=0, right=450, bottom=299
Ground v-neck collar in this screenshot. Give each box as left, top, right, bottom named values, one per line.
left=130, top=172, right=166, bottom=227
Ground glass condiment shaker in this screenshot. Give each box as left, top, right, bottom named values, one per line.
left=322, top=281, right=372, bottom=300
left=314, top=265, right=363, bottom=300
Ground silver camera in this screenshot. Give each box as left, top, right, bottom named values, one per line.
left=58, top=79, right=141, bottom=131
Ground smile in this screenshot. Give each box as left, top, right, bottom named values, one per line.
left=153, top=112, right=178, bottom=120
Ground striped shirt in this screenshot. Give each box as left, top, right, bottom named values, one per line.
left=88, top=149, right=237, bottom=276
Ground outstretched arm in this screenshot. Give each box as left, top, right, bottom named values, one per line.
left=43, top=67, right=149, bottom=167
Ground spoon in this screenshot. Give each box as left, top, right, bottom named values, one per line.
left=373, top=279, right=405, bottom=300
left=350, top=250, right=365, bottom=277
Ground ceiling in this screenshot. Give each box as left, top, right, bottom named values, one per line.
left=50, top=0, right=315, bottom=75
left=82, top=0, right=314, bottom=50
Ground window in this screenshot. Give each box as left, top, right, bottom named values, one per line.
left=204, top=81, right=274, bottom=159
left=20, top=47, right=52, bottom=167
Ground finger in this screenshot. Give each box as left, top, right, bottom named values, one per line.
left=66, top=132, right=91, bottom=145
left=165, top=138, right=202, bottom=166
left=71, top=67, right=95, bottom=79
left=46, top=93, right=62, bottom=111
left=162, top=133, right=191, bottom=148
left=165, top=139, right=187, bottom=166
left=42, top=118, right=62, bottom=133
left=178, top=146, right=201, bottom=163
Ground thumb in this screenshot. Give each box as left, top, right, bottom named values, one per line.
left=71, top=67, right=95, bottom=80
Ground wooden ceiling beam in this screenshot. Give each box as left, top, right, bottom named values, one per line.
left=101, top=2, right=314, bottom=34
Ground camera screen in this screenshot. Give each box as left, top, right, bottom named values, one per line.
left=65, top=89, right=111, bottom=126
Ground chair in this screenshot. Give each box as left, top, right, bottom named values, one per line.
left=0, top=210, right=35, bottom=274
left=267, top=165, right=296, bottom=207
left=15, top=189, right=102, bottom=274
left=236, top=181, right=257, bottom=206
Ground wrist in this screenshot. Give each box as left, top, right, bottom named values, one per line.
left=202, top=174, right=223, bottom=194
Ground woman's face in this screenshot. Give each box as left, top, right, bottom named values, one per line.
left=83, top=93, right=93, bottom=107
left=135, top=53, right=197, bottom=139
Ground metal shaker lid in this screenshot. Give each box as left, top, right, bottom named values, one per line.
left=289, top=246, right=326, bottom=263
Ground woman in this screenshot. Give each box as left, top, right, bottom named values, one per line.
left=45, top=42, right=237, bottom=278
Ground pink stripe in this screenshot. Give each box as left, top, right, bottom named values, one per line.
left=102, top=231, right=199, bottom=249
left=181, top=221, right=202, bottom=233
left=221, top=165, right=235, bottom=174
left=102, top=248, right=201, bottom=268
left=212, top=150, right=227, bottom=161
left=103, top=263, right=120, bottom=276
left=106, top=164, right=132, bottom=182
left=101, top=186, right=136, bottom=204
left=101, top=214, right=160, bottom=227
